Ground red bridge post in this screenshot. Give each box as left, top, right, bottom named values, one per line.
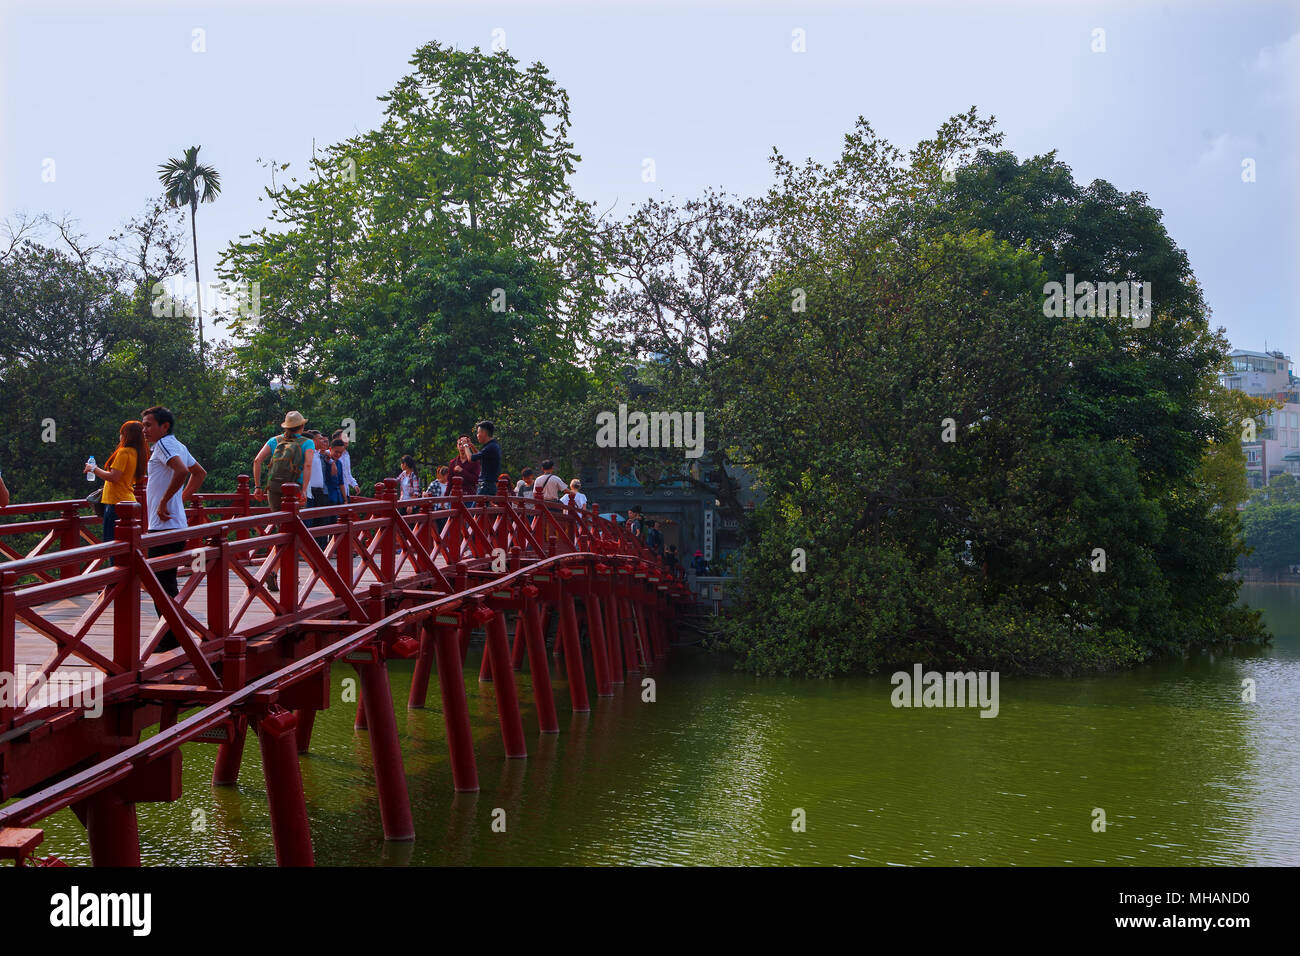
left=257, top=708, right=314, bottom=866
left=557, top=585, right=590, bottom=713
left=113, top=503, right=142, bottom=672
left=605, top=590, right=626, bottom=681
left=481, top=606, right=527, bottom=758
left=213, top=637, right=248, bottom=786
left=75, top=791, right=141, bottom=867
left=521, top=585, right=559, bottom=733
left=408, top=617, right=435, bottom=708
left=435, top=619, right=479, bottom=792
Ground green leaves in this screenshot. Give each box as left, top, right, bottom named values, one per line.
left=719, top=109, right=1268, bottom=677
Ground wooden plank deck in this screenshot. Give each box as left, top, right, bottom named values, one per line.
left=11, top=548, right=449, bottom=690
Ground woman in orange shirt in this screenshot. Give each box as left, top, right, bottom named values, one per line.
left=85, top=421, right=148, bottom=554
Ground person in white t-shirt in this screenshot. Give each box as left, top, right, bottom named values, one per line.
left=565, top=478, right=588, bottom=510
left=532, top=460, right=566, bottom=500
left=141, top=405, right=206, bottom=652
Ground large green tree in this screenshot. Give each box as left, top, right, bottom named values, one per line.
left=219, top=41, right=601, bottom=477
left=718, top=110, right=1266, bottom=676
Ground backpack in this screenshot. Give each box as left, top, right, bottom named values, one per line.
left=267, top=431, right=307, bottom=489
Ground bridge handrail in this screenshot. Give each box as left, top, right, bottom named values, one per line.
left=0, top=474, right=679, bottom=733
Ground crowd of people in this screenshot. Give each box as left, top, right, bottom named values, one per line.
left=3, top=403, right=721, bottom=653
left=73, top=409, right=710, bottom=580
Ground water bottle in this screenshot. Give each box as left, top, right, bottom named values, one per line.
left=86, top=456, right=96, bottom=482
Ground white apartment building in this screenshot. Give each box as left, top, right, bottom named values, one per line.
left=1218, top=349, right=1300, bottom=487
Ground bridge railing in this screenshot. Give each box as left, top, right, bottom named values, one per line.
left=0, top=472, right=675, bottom=733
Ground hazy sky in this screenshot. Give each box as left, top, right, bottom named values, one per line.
left=2, top=0, right=1296, bottom=357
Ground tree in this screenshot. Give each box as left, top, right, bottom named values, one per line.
left=592, top=189, right=772, bottom=524
left=220, top=42, right=599, bottom=369
left=328, top=245, right=569, bottom=477
left=1241, top=503, right=1300, bottom=574
left=158, top=146, right=222, bottom=367
left=717, top=110, right=1267, bottom=676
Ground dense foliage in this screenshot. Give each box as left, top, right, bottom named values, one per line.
left=717, top=113, right=1267, bottom=675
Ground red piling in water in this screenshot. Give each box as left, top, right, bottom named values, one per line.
left=257, top=708, right=314, bottom=866
left=629, top=597, right=651, bottom=668
left=603, top=592, right=625, bottom=683
left=358, top=658, right=415, bottom=841
left=586, top=596, right=614, bottom=698
left=294, top=708, right=316, bottom=754
left=213, top=719, right=247, bottom=784
left=483, top=608, right=527, bottom=757
left=510, top=611, right=527, bottom=671
left=479, top=622, right=494, bottom=682
left=436, top=624, right=479, bottom=791
left=617, top=595, right=640, bottom=674
left=80, top=791, right=142, bottom=867
left=214, top=637, right=248, bottom=785
left=522, top=588, right=559, bottom=733
left=558, top=593, right=590, bottom=713
left=409, top=618, right=434, bottom=708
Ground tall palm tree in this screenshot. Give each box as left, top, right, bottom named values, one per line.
left=158, top=146, right=221, bottom=366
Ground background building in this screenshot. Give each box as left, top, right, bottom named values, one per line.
left=1218, top=348, right=1300, bottom=487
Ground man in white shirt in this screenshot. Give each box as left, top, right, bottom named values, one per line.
left=332, top=429, right=362, bottom=500
left=532, top=460, right=566, bottom=500
left=141, top=405, right=206, bottom=652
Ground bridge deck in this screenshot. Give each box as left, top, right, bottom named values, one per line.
left=11, top=554, right=400, bottom=686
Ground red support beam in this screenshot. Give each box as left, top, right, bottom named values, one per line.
left=435, top=622, right=479, bottom=792
left=481, top=607, right=527, bottom=758
left=257, top=708, right=314, bottom=866
left=521, top=587, right=559, bottom=734
left=558, top=592, right=590, bottom=713
left=408, top=617, right=435, bottom=708
left=357, top=655, right=415, bottom=841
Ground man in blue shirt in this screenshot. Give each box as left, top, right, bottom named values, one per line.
left=465, top=420, right=501, bottom=498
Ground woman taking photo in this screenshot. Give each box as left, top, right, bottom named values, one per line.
left=448, top=436, right=480, bottom=497
left=84, top=420, right=148, bottom=551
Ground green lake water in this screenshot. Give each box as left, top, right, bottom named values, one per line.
left=27, top=583, right=1300, bottom=865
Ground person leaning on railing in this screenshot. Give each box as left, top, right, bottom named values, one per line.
left=0, top=463, right=8, bottom=507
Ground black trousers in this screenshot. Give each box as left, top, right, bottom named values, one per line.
left=149, top=540, right=186, bottom=651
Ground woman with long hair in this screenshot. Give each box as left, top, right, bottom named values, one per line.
left=84, top=420, right=148, bottom=554
left=448, top=436, right=481, bottom=496
left=398, top=454, right=420, bottom=515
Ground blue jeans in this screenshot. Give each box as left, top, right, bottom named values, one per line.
left=102, top=504, right=118, bottom=566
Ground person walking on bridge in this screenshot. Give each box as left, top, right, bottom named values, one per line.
left=141, top=406, right=206, bottom=652
left=253, top=411, right=315, bottom=513
left=532, top=460, right=565, bottom=501
left=331, top=429, right=361, bottom=501
left=644, top=518, right=664, bottom=556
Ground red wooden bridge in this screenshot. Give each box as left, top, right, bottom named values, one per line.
left=0, top=475, right=688, bottom=866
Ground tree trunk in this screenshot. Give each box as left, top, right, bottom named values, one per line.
left=190, top=201, right=204, bottom=368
